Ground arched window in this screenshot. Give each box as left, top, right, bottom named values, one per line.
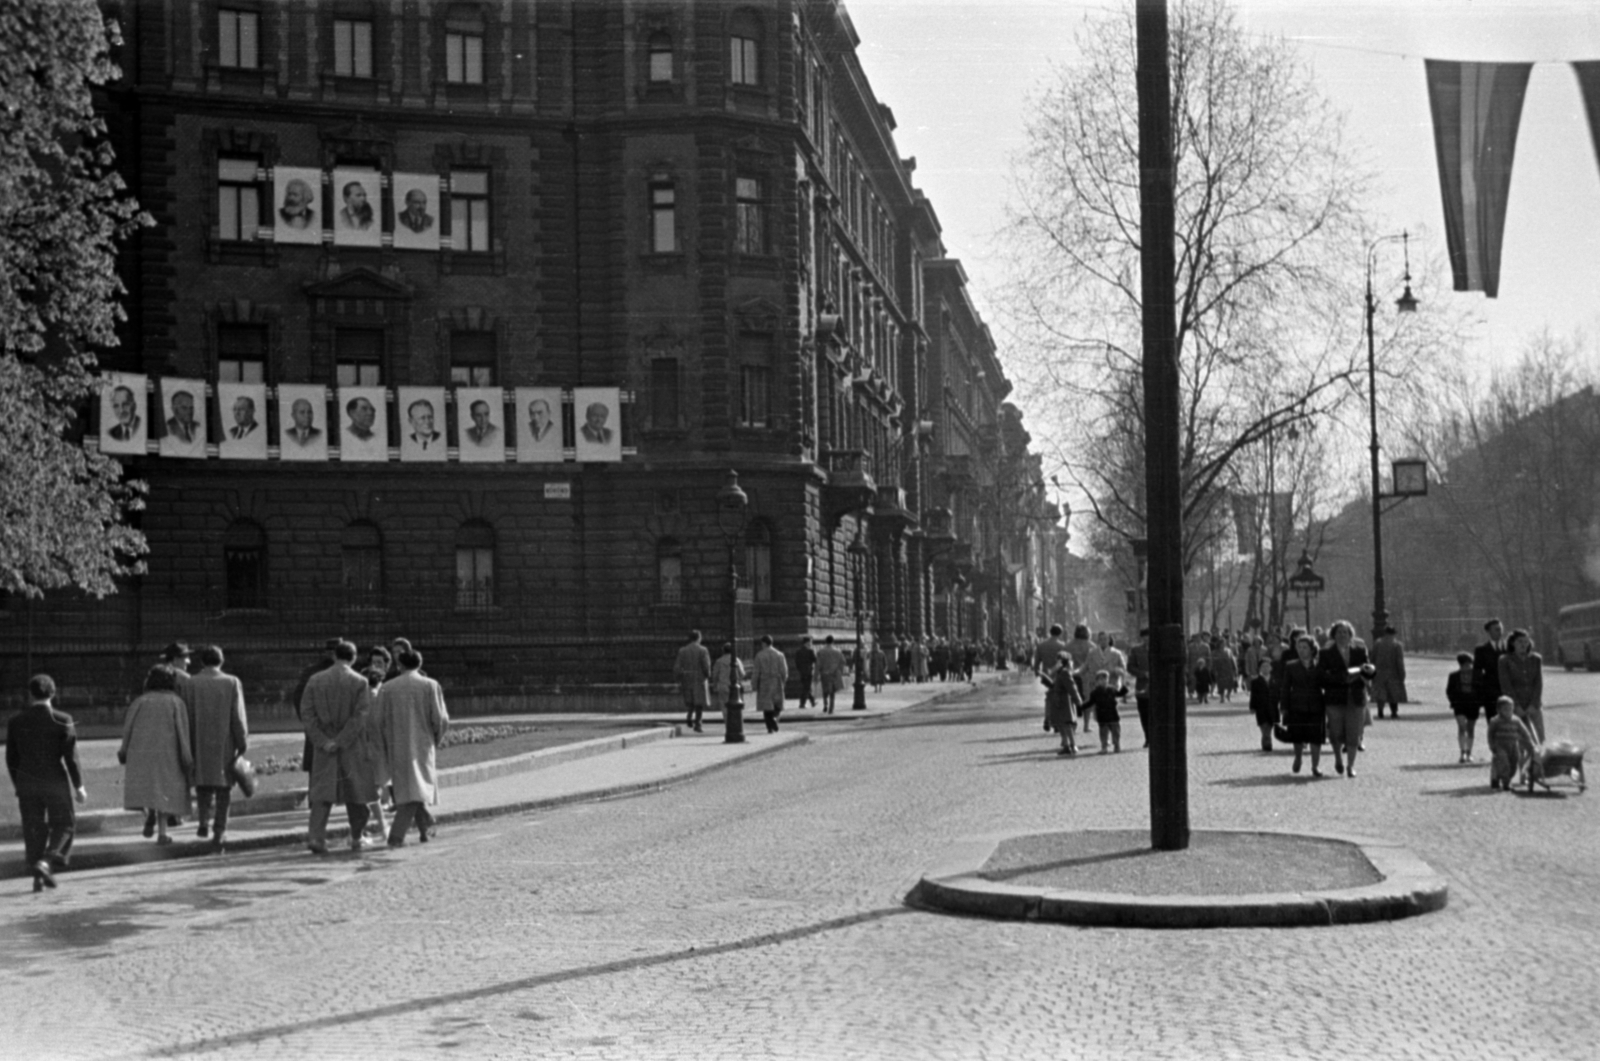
left=745, top=521, right=773, bottom=603
left=648, top=31, right=673, bottom=83
left=728, top=10, right=760, bottom=86
left=455, top=520, right=495, bottom=608
left=224, top=519, right=266, bottom=609
left=658, top=537, right=683, bottom=604
left=341, top=520, right=384, bottom=605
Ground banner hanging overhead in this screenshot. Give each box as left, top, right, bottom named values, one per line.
left=1570, top=62, right=1600, bottom=176
left=1424, top=59, right=1532, bottom=298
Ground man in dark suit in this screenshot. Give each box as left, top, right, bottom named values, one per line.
left=108, top=385, right=142, bottom=441
left=228, top=395, right=260, bottom=440
left=6, top=675, right=86, bottom=891
left=165, top=390, right=200, bottom=443
left=1472, top=617, right=1507, bottom=717
left=1316, top=620, right=1374, bottom=777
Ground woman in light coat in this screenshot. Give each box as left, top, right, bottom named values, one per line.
left=1497, top=629, right=1545, bottom=742
left=710, top=641, right=748, bottom=722
left=120, top=666, right=193, bottom=844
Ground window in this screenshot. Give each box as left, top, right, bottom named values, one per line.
left=341, top=521, right=384, bottom=604
left=746, top=521, right=773, bottom=603
left=449, top=332, right=496, bottom=386
left=218, top=9, right=260, bottom=69
left=455, top=521, right=495, bottom=609
left=223, top=520, right=266, bottom=609
left=648, top=32, right=673, bottom=82
left=217, top=157, right=260, bottom=242
left=649, top=176, right=676, bottom=253
left=218, top=324, right=267, bottom=382
left=445, top=5, right=485, bottom=84
left=729, top=12, right=759, bottom=86
left=450, top=169, right=491, bottom=252
left=657, top=538, right=683, bottom=604
left=739, top=364, right=771, bottom=428
left=335, top=328, right=384, bottom=386
left=735, top=176, right=764, bottom=255
left=650, top=357, right=679, bottom=429
left=333, top=19, right=374, bottom=78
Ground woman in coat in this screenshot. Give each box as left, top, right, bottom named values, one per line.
left=1044, top=657, right=1082, bottom=755
left=1497, top=629, right=1545, bottom=742
left=119, top=666, right=193, bottom=844
left=1316, top=620, right=1373, bottom=777
left=710, top=641, right=748, bottom=722
left=1211, top=640, right=1238, bottom=702
left=1279, top=635, right=1326, bottom=776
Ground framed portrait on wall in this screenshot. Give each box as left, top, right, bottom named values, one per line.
left=99, top=372, right=148, bottom=456
left=217, top=382, right=269, bottom=460
left=273, top=166, right=323, bottom=245
left=456, top=387, right=506, bottom=463
left=515, top=387, right=563, bottom=463
left=158, top=377, right=206, bottom=458
left=391, top=173, right=440, bottom=252
left=573, top=386, right=622, bottom=463
left=332, top=167, right=381, bottom=248
left=398, top=387, right=448, bottom=462
left=338, top=386, right=389, bottom=462
left=277, top=383, right=329, bottom=462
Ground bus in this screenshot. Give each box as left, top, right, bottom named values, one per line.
left=1555, top=600, right=1600, bottom=671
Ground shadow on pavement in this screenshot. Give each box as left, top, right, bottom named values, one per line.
left=1208, top=772, right=1309, bottom=788
left=1398, top=761, right=1480, bottom=772
left=979, top=844, right=1151, bottom=883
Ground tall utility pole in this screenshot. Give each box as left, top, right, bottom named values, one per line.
left=1136, top=0, right=1189, bottom=850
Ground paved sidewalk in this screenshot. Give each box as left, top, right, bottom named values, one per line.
left=6, top=669, right=1016, bottom=880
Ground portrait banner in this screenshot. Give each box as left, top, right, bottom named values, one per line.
left=273, top=166, right=323, bottom=245
left=515, top=387, right=564, bottom=463
left=398, top=387, right=448, bottom=462
left=99, top=372, right=148, bottom=456
left=332, top=167, right=381, bottom=248
left=338, top=386, right=389, bottom=462
left=158, top=377, right=207, bottom=459
left=277, top=383, right=329, bottom=462
left=573, top=386, right=622, bottom=463
left=392, top=172, right=441, bottom=251
left=217, top=382, right=269, bottom=460
left=456, top=387, right=506, bottom=463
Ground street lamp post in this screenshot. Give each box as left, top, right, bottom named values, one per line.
left=1288, top=550, right=1325, bottom=632
left=850, top=528, right=869, bottom=710
left=716, top=470, right=749, bottom=743
left=1366, top=232, right=1419, bottom=639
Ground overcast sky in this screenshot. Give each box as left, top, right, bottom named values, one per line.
left=846, top=0, right=1600, bottom=380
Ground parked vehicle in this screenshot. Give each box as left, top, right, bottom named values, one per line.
left=1555, top=600, right=1600, bottom=671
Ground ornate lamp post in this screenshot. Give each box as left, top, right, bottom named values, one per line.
left=1287, top=550, right=1325, bottom=632
left=849, top=527, right=869, bottom=710
left=1366, top=232, right=1420, bottom=638
left=716, top=470, right=749, bottom=743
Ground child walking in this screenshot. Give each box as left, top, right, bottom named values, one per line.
left=1487, top=696, right=1522, bottom=790
left=1044, top=657, right=1082, bottom=756
left=1444, top=652, right=1478, bottom=763
left=1087, top=670, right=1122, bottom=753
left=1249, top=659, right=1275, bottom=753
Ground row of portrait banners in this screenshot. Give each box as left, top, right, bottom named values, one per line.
left=263, top=167, right=469, bottom=250
left=96, top=373, right=624, bottom=463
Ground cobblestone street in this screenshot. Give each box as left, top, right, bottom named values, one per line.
left=4, top=658, right=1597, bottom=1060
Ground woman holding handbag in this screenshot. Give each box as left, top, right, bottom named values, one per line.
left=120, top=666, right=193, bottom=845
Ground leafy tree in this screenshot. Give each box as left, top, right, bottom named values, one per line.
left=1, top=0, right=148, bottom=597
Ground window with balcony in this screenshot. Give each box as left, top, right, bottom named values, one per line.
left=649, top=176, right=677, bottom=253
left=735, top=175, right=765, bottom=255
left=455, top=521, right=495, bottom=609
left=218, top=9, right=260, bottom=69
left=217, top=157, right=260, bottom=242
left=450, top=169, right=491, bottom=252
left=333, top=18, right=374, bottom=78
left=445, top=5, right=485, bottom=84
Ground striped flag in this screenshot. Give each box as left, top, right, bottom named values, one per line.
left=1424, top=60, right=1532, bottom=298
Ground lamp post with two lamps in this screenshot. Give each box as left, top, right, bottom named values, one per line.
left=716, top=470, right=749, bottom=743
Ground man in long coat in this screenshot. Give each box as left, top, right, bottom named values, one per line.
left=292, top=638, right=343, bottom=776
left=1369, top=625, right=1408, bottom=719
left=187, top=644, right=248, bottom=848
left=817, top=635, right=846, bottom=713
left=794, top=635, right=818, bottom=707
left=674, top=630, right=711, bottom=732
left=751, top=635, right=789, bottom=733
left=378, top=649, right=449, bottom=847
left=302, top=640, right=378, bottom=853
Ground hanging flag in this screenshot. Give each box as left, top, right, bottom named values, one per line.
left=1424, top=60, right=1532, bottom=298
left=1232, top=493, right=1260, bottom=557
left=1571, top=63, right=1600, bottom=174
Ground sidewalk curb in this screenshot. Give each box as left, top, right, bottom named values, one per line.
left=4, top=732, right=809, bottom=879
left=906, top=827, right=1449, bottom=928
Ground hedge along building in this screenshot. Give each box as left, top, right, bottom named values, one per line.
left=4, top=0, right=1031, bottom=713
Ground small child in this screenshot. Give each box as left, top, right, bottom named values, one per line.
left=1249, top=659, right=1274, bottom=753
left=1486, top=696, right=1522, bottom=790
left=1087, top=669, right=1122, bottom=753
left=1444, top=651, right=1477, bottom=763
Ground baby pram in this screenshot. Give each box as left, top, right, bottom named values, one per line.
left=1515, top=717, right=1586, bottom=794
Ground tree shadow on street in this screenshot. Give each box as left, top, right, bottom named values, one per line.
left=1208, top=772, right=1309, bottom=788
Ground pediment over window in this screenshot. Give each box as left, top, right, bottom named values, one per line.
left=734, top=298, right=781, bottom=334
left=302, top=267, right=414, bottom=301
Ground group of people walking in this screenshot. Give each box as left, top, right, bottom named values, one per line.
left=7, top=633, right=450, bottom=892
left=1034, top=624, right=1137, bottom=756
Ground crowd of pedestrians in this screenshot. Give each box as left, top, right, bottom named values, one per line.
left=8, top=633, right=450, bottom=891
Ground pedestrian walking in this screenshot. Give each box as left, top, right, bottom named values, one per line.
left=1126, top=628, right=1152, bottom=748
left=1034, top=624, right=1069, bottom=732
left=360, top=645, right=394, bottom=841
left=1043, top=656, right=1081, bottom=755
left=1192, top=651, right=1214, bottom=705
left=1080, top=634, right=1108, bottom=734
left=1211, top=638, right=1238, bottom=703
left=1086, top=670, right=1122, bottom=753
left=795, top=635, right=818, bottom=707
left=868, top=641, right=888, bottom=692
left=1279, top=635, right=1325, bottom=776
left=910, top=635, right=929, bottom=683
left=1487, top=697, right=1522, bottom=790
left=302, top=640, right=379, bottom=854
left=817, top=635, right=846, bottom=713
left=159, top=641, right=194, bottom=698
left=1445, top=652, right=1480, bottom=762
left=1498, top=629, right=1545, bottom=743
left=292, top=638, right=343, bottom=776
left=1248, top=658, right=1275, bottom=752
left=1370, top=625, right=1408, bottom=719
left=120, top=666, right=193, bottom=845
left=674, top=629, right=711, bottom=732
left=751, top=635, right=789, bottom=732
left=7, top=675, right=85, bottom=891
left=896, top=638, right=912, bottom=684
left=1472, top=618, right=1507, bottom=722
left=1316, top=620, right=1374, bottom=778
left=379, top=649, right=449, bottom=846
left=186, top=645, right=248, bottom=852
left=710, top=641, right=747, bottom=723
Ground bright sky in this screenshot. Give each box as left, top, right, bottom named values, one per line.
left=847, top=0, right=1600, bottom=380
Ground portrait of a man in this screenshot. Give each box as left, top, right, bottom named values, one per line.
left=466, top=400, right=498, bottom=445
left=285, top=398, right=322, bottom=446
left=580, top=401, right=613, bottom=445
left=108, top=385, right=142, bottom=441
left=392, top=173, right=442, bottom=252
left=515, top=387, right=563, bottom=463
left=398, top=387, right=448, bottom=462
left=279, top=179, right=316, bottom=229
left=277, top=384, right=329, bottom=463
left=273, top=167, right=323, bottom=245
left=228, top=396, right=260, bottom=440
left=398, top=189, right=434, bottom=233
left=573, top=386, right=622, bottom=462
left=340, top=181, right=374, bottom=230
left=338, top=386, right=388, bottom=462
left=218, top=382, right=268, bottom=460
left=346, top=396, right=378, bottom=441
left=407, top=399, right=441, bottom=449
left=527, top=399, right=556, bottom=442
left=159, top=377, right=206, bottom=458
left=164, top=390, right=199, bottom=443
left=333, top=168, right=381, bottom=247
